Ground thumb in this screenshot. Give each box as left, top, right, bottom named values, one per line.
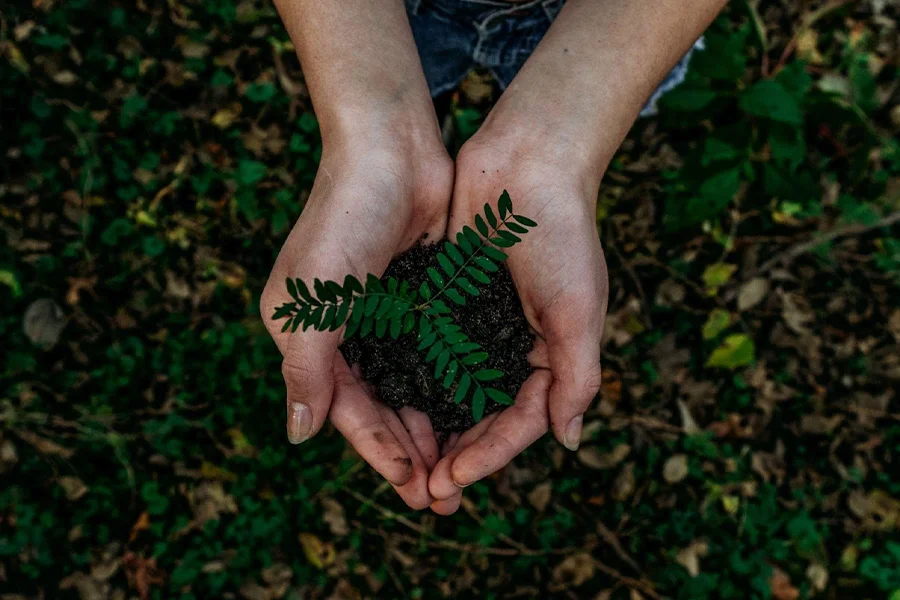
left=546, top=322, right=602, bottom=452
left=282, top=328, right=340, bottom=444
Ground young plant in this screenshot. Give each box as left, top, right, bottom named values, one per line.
left=271, top=191, right=536, bottom=422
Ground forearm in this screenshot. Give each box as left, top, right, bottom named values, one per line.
left=484, top=0, right=726, bottom=179
left=274, top=0, right=440, bottom=151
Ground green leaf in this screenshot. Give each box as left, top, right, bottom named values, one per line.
left=485, top=388, right=514, bottom=405
left=245, top=82, right=276, bottom=103
left=286, top=278, right=299, bottom=302
left=452, top=342, right=480, bottom=354
left=375, top=297, right=394, bottom=319
left=497, top=230, right=521, bottom=243
left=417, top=331, right=438, bottom=351
left=463, top=226, right=481, bottom=248
left=307, top=305, right=324, bottom=330
left=444, top=242, right=464, bottom=265
left=272, top=303, right=296, bottom=319
left=295, top=278, right=316, bottom=304
left=443, top=361, right=459, bottom=388
left=472, top=388, right=486, bottom=422
left=403, top=312, right=415, bottom=334
left=419, top=281, right=432, bottom=300
left=702, top=263, right=737, bottom=290
left=484, top=203, right=498, bottom=228
left=706, top=334, right=756, bottom=369
left=466, top=266, right=491, bottom=284
left=437, top=253, right=455, bottom=277
left=390, top=314, right=402, bottom=339
left=321, top=304, right=337, bottom=329
left=360, top=316, right=374, bottom=337
left=659, top=88, right=718, bottom=112
left=314, top=278, right=336, bottom=303
left=344, top=314, right=361, bottom=339
left=475, top=215, right=489, bottom=237
left=462, top=352, right=489, bottom=365
left=429, top=300, right=452, bottom=315
left=236, top=160, right=266, bottom=185
left=364, top=295, right=379, bottom=316
left=457, top=231, right=474, bottom=255
left=456, top=277, right=479, bottom=296
left=702, top=308, right=732, bottom=340
left=738, top=79, right=803, bottom=125
left=454, top=374, right=471, bottom=404
left=365, top=273, right=383, bottom=293
left=507, top=222, right=528, bottom=234
left=281, top=318, right=292, bottom=333
left=491, top=236, right=515, bottom=248
left=427, top=267, right=444, bottom=288
left=498, top=190, right=513, bottom=218
left=291, top=317, right=301, bottom=332
left=482, top=246, right=508, bottom=262
left=445, top=288, right=466, bottom=306
left=343, top=275, right=363, bottom=295
left=444, top=332, right=467, bottom=345
left=474, top=369, right=504, bottom=381
left=375, top=317, right=388, bottom=338
left=419, top=314, right=432, bottom=336
left=474, top=256, right=498, bottom=273
left=425, top=342, right=443, bottom=362
left=333, top=299, right=351, bottom=330
left=435, top=350, right=450, bottom=378
left=513, top=214, right=536, bottom=227
left=324, top=280, right=344, bottom=300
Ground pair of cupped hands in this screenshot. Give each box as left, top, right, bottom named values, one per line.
left=260, top=114, right=609, bottom=515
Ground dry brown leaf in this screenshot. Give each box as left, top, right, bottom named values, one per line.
left=577, top=444, right=631, bottom=470
left=769, top=566, right=799, bottom=600
left=663, top=454, right=689, bottom=484
left=299, top=533, right=335, bottom=570
left=59, top=476, right=89, bottom=501
left=24, top=298, right=65, bottom=349
left=527, top=481, right=552, bottom=512
left=675, top=541, right=708, bottom=577
left=550, top=552, right=595, bottom=591
left=322, top=497, right=349, bottom=536
left=612, top=463, right=636, bottom=502
left=738, top=278, right=769, bottom=311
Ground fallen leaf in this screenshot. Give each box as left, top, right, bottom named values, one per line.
left=706, top=334, right=755, bottom=369
left=806, top=563, right=828, bottom=594
left=677, top=400, right=702, bottom=436
left=675, top=541, right=709, bottom=577
left=612, top=463, right=636, bottom=502
left=703, top=263, right=737, bottom=291
left=577, top=444, right=631, bottom=470
left=188, top=481, right=237, bottom=524
left=702, top=309, right=732, bottom=340
left=550, top=553, right=595, bottom=591
left=299, top=533, right=335, bottom=569
left=663, top=454, right=689, bottom=484
left=528, top=482, right=552, bottom=512
left=769, top=566, right=799, bottom=600
left=23, top=298, right=65, bottom=349
left=322, top=497, right=349, bottom=536
left=738, top=278, right=769, bottom=311
left=58, top=476, right=88, bottom=501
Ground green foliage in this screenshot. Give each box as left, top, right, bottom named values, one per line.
left=272, top=191, right=532, bottom=421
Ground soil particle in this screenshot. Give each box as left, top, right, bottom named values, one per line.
left=341, top=242, right=533, bottom=431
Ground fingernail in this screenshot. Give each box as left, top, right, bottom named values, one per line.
left=563, top=415, right=583, bottom=451
left=451, top=477, right=472, bottom=489
left=287, top=402, right=312, bottom=444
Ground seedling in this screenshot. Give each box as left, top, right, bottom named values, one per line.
left=271, top=191, right=536, bottom=422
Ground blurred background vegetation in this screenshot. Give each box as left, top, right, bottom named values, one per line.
left=1, top=0, right=899, bottom=598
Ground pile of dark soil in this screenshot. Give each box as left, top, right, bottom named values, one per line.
left=341, top=242, right=533, bottom=431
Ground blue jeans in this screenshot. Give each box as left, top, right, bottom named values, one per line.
left=405, top=0, right=702, bottom=116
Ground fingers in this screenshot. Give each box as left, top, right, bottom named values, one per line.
left=329, top=360, right=415, bottom=487
left=375, top=404, right=433, bottom=510
left=399, top=407, right=440, bottom=470
left=430, top=493, right=462, bottom=516
left=449, top=370, right=551, bottom=486
left=281, top=328, right=341, bottom=444
left=429, top=370, right=552, bottom=501
left=428, top=413, right=500, bottom=500
left=545, top=328, right=602, bottom=451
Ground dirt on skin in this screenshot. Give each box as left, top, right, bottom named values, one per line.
left=340, top=242, right=534, bottom=431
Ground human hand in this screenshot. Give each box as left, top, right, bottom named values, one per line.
left=261, top=133, right=453, bottom=510
left=427, top=126, right=609, bottom=514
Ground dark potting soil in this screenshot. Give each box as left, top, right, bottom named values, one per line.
left=340, top=242, right=534, bottom=431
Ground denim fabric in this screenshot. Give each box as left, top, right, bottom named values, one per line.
left=404, top=0, right=703, bottom=117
